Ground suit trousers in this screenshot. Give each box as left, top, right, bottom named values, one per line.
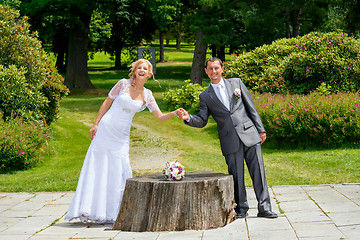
left=225, top=142, right=272, bottom=213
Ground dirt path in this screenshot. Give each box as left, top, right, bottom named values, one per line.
left=79, top=119, right=182, bottom=173
left=129, top=122, right=182, bottom=172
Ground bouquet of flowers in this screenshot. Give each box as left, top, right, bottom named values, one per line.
left=162, top=160, right=185, bottom=181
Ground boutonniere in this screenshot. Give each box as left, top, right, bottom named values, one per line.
left=234, top=88, right=241, bottom=99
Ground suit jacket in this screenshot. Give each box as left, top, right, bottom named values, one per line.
left=186, top=78, right=265, bottom=156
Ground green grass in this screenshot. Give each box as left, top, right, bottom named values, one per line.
left=0, top=47, right=359, bottom=192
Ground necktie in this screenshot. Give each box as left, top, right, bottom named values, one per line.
left=218, top=84, right=230, bottom=110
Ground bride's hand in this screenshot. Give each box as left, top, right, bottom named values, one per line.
left=90, top=124, right=98, bottom=140
left=176, top=108, right=189, bottom=121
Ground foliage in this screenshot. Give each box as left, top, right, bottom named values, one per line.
left=224, top=31, right=360, bottom=94
left=0, top=4, right=68, bottom=124
left=163, top=80, right=206, bottom=114
left=0, top=112, right=50, bottom=173
left=240, top=0, right=330, bottom=49
left=89, top=10, right=112, bottom=53
left=147, top=0, right=181, bottom=32
left=255, top=91, right=360, bottom=148
left=0, top=0, right=20, bottom=9
left=102, top=0, right=156, bottom=69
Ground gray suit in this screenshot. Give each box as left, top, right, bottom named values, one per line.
left=186, top=78, right=272, bottom=214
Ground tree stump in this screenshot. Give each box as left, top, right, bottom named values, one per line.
left=112, top=171, right=235, bottom=232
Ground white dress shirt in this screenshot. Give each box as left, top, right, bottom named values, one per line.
left=211, top=79, right=230, bottom=110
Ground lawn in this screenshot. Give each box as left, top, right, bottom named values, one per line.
left=0, top=45, right=359, bottom=192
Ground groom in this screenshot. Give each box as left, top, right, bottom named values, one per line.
left=178, top=57, right=277, bottom=219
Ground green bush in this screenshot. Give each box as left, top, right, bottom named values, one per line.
left=224, top=31, right=360, bottom=94
left=163, top=80, right=207, bottom=114
left=254, top=91, right=360, bottom=148
left=0, top=112, right=50, bottom=173
left=0, top=4, right=68, bottom=125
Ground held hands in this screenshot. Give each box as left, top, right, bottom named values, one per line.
left=176, top=108, right=189, bottom=121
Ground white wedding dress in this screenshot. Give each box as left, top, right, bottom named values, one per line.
left=65, top=79, right=159, bottom=223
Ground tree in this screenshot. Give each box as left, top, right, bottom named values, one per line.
left=327, top=0, right=360, bottom=35
left=241, top=0, right=330, bottom=49
left=147, top=0, right=181, bottom=62
left=102, top=0, right=155, bottom=69
left=20, top=0, right=98, bottom=89
left=186, top=0, right=245, bottom=84
left=63, top=0, right=97, bottom=89
left=189, top=32, right=208, bottom=85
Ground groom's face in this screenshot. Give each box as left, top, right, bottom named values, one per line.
left=205, top=61, right=224, bottom=84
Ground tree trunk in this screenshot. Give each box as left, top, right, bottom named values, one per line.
left=53, top=31, right=68, bottom=73
left=115, top=50, right=121, bottom=70
left=114, top=38, right=123, bottom=70
left=211, top=44, right=216, bottom=57
left=55, top=49, right=66, bottom=73
left=176, top=33, right=181, bottom=50
left=190, top=32, right=208, bottom=85
left=293, top=8, right=303, bottom=37
left=229, top=45, right=234, bottom=55
left=285, top=8, right=291, bottom=38
left=159, top=31, right=165, bottom=62
left=218, top=46, right=225, bottom=62
left=64, top=15, right=94, bottom=89
left=113, top=171, right=236, bottom=232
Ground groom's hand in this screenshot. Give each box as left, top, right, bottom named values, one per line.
left=177, top=108, right=190, bottom=121
left=259, top=132, right=266, bottom=144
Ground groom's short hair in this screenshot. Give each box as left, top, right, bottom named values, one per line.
left=205, top=57, right=223, bottom=68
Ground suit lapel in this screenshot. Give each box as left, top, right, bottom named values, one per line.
left=223, top=78, right=236, bottom=110
left=224, top=78, right=244, bottom=113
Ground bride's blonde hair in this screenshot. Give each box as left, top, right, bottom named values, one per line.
left=129, top=59, right=159, bottom=87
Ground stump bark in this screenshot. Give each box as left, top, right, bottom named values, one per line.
left=112, top=171, right=235, bottom=232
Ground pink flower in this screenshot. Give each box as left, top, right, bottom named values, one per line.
left=330, top=124, right=333, bottom=127
left=305, top=109, right=309, bottom=111
left=43, top=134, right=47, bottom=137
left=24, top=161, right=29, bottom=165
left=19, top=151, right=25, bottom=155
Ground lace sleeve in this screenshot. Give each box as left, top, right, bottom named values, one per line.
left=144, top=88, right=160, bottom=113
left=108, top=79, right=129, bottom=99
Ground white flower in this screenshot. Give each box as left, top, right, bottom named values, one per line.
left=234, top=88, right=241, bottom=99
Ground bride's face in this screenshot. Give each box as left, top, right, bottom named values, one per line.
left=134, top=63, right=151, bottom=80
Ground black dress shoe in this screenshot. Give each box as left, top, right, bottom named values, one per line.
left=257, top=210, right=278, bottom=218
left=236, top=211, right=248, bottom=218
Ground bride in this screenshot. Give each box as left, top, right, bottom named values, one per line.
left=65, top=59, right=180, bottom=224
